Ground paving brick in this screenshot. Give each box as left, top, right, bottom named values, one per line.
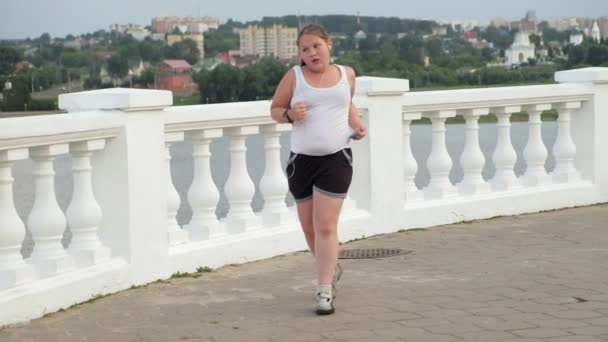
left=1, top=204, right=607, bottom=341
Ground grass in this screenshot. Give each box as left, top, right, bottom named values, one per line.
left=170, top=266, right=215, bottom=279
left=173, top=93, right=200, bottom=106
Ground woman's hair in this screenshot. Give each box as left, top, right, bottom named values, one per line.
left=297, top=24, right=330, bottom=47
left=297, top=24, right=330, bottom=66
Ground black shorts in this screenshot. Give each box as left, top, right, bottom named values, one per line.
left=286, top=148, right=353, bottom=202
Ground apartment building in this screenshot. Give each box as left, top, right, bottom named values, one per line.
left=236, top=24, right=298, bottom=59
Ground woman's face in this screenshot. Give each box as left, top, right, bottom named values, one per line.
left=298, top=33, right=332, bottom=71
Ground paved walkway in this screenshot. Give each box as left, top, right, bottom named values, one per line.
left=2, top=205, right=608, bottom=342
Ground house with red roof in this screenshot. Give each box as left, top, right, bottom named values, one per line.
left=155, top=59, right=197, bottom=93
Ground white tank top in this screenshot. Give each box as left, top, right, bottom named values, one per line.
left=290, top=64, right=352, bottom=156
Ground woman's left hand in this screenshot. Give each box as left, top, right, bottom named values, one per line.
left=352, top=125, right=367, bottom=140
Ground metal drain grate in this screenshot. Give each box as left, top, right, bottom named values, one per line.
left=338, top=248, right=412, bottom=259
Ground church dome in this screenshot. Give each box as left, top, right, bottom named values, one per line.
left=513, top=31, right=531, bottom=46
left=354, top=30, right=367, bottom=40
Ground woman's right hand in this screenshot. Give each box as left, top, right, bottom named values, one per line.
left=289, top=102, right=308, bottom=121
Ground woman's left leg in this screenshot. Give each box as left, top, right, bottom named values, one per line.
left=312, top=191, right=344, bottom=286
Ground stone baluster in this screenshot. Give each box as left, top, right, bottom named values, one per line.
left=490, top=106, right=520, bottom=191
left=27, top=144, right=75, bottom=277
left=0, top=148, right=35, bottom=289
left=521, top=104, right=551, bottom=186
left=552, top=102, right=582, bottom=183
left=424, top=110, right=457, bottom=199
left=66, top=140, right=111, bottom=266
left=222, top=126, right=262, bottom=233
left=184, top=129, right=226, bottom=240
left=164, top=132, right=189, bottom=245
left=457, top=108, right=490, bottom=195
left=259, top=124, right=293, bottom=225
left=403, top=113, right=422, bottom=202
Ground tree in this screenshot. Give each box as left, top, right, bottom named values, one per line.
left=107, top=54, right=129, bottom=84
left=0, top=47, right=21, bottom=78
left=166, top=39, right=200, bottom=65
left=586, top=45, right=608, bottom=66
left=3, top=73, right=31, bottom=111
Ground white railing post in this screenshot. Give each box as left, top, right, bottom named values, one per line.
left=0, top=148, right=35, bottom=288
left=424, top=110, right=457, bottom=199
left=59, top=88, right=173, bottom=284
left=259, top=123, right=293, bottom=225
left=222, top=126, right=262, bottom=233
left=184, top=129, right=226, bottom=240
left=353, top=77, right=409, bottom=233
left=403, top=113, right=422, bottom=202
left=27, top=144, right=75, bottom=277
left=490, top=106, right=520, bottom=191
left=165, top=132, right=189, bottom=246
left=551, top=102, right=582, bottom=183
left=521, top=104, right=551, bottom=187
left=555, top=67, right=608, bottom=200
left=66, top=139, right=111, bottom=266
left=457, top=108, right=490, bottom=195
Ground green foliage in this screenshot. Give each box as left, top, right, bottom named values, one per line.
left=204, top=28, right=239, bottom=57
left=28, top=98, right=57, bottom=111
left=0, top=47, right=22, bottom=77
left=2, top=73, right=31, bottom=111
left=196, top=57, right=288, bottom=104
left=165, top=39, right=200, bottom=65
left=107, top=54, right=129, bottom=79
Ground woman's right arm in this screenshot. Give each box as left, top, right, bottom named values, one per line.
left=270, top=69, right=295, bottom=123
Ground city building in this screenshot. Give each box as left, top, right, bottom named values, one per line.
left=155, top=59, right=197, bottom=93
left=505, top=31, right=535, bottom=66
left=570, top=32, right=584, bottom=46
left=236, top=25, right=298, bottom=60
left=151, top=16, right=219, bottom=34
left=167, top=32, right=205, bottom=60
left=592, top=21, right=601, bottom=43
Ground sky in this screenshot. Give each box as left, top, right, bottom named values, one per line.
left=1, top=0, right=606, bottom=39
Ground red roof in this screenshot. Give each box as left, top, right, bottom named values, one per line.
left=161, top=59, right=192, bottom=69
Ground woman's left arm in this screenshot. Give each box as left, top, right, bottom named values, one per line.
left=346, top=66, right=367, bottom=139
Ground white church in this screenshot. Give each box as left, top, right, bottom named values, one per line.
left=505, top=31, right=535, bottom=66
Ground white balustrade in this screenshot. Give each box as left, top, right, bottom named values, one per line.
left=259, top=124, right=293, bottom=225
left=457, top=108, right=490, bottom=195
left=165, top=132, right=189, bottom=246
left=184, top=129, right=226, bottom=240
left=552, top=102, right=582, bottom=183
left=222, top=126, right=262, bottom=233
left=521, top=104, right=551, bottom=187
left=66, top=140, right=111, bottom=266
left=424, top=110, right=457, bottom=199
left=490, top=106, right=520, bottom=191
left=27, top=144, right=75, bottom=277
left=403, top=113, right=422, bottom=202
left=0, top=148, right=35, bottom=289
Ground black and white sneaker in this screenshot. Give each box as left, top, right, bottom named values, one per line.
left=316, top=285, right=335, bottom=315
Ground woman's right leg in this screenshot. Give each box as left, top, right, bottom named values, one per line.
left=296, top=198, right=315, bottom=255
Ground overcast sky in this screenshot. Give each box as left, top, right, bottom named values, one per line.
left=1, top=0, right=606, bottom=39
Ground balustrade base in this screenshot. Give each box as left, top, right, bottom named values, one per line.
left=28, top=255, right=75, bottom=278
left=457, top=182, right=491, bottom=196
left=222, top=216, right=263, bottom=234
left=69, top=247, right=111, bottom=267
left=259, top=210, right=296, bottom=226
left=424, top=186, right=457, bottom=200
left=184, top=221, right=227, bottom=241
left=168, top=228, right=190, bottom=246
left=490, top=177, right=522, bottom=192
left=552, top=171, right=581, bottom=184
left=520, top=173, right=552, bottom=187
left=0, top=265, right=36, bottom=290
left=405, top=190, right=424, bottom=203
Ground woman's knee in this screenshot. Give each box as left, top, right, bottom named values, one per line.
left=314, top=223, right=337, bottom=238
